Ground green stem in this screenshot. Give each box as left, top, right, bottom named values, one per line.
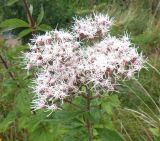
left=86, top=86, right=93, bottom=141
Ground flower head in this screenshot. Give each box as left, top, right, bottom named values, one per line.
left=24, top=13, right=145, bottom=112
left=73, top=13, right=113, bottom=39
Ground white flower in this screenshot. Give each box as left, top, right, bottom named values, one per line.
left=24, top=13, right=145, bottom=112
left=73, top=13, right=113, bottom=39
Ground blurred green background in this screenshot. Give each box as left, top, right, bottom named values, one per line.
left=0, top=0, right=160, bottom=141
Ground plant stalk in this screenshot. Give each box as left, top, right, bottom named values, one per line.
left=22, top=0, right=36, bottom=33
left=0, top=55, right=15, bottom=80
left=86, top=86, right=93, bottom=141
left=0, top=54, right=20, bottom=87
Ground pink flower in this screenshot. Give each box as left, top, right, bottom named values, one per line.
left=24, top=13, right=145, bottom=112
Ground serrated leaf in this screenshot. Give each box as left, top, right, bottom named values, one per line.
left=90, top=108, right=102, bottom=123
left=96, top=128, right=124, bottom=141
left=6, top=0, right=19, bottom=6
left=0, top=111, right=17, bottom=132
left=0, top=19, right=29, bottom=31
left=15, top=90, right=31, bottom=114
left=109, top=95, right=120, bottom=107
left=18, top=114, right=44, bottom=132
left=37, top=5, right=44, bottom=25
left=104, top=104, right=113, bottom=115
left=102, top=95, right=120, bottom=115
left=18, top=28, right=33, bottom=38
left=29, top=130, right=50, bottom=141
left=55, top=110, right=84, bottom=122
left=38, top=24, right=52, bottom=31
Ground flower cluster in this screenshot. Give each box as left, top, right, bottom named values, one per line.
left=24, top=13, right=145, bottom=111
left=73, top=13, right=113, bottom=39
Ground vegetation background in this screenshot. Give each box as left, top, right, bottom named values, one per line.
left=0, top=0, right=160, bottom=141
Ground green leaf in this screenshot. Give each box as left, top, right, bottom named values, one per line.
left=90, top=108, right=102, bottom=123
left=18, top=28, right=33, bottom=38
left=29, top=130, right=50, bottom=141
left=6, top=0, right=19, bottom=6
left=101, top=95, right=120, bottom=115
left=0, top=18, right=29, bottom=31
left=154, top=136, right=160, bottom=141
left=104, top=104, right=113, bottom=115
left=55, top=110, right=84, bottom=122
left=149, top=128, right=160, bottom=137
left=64, top=136, right=79, bottom=141
left=0, top=111, right=17, bottom=132
left=37, top=5, right=44, bottom=25
left=15, top=90, right=31, bottom=114
left=64, top=135, right=87, bottom=141
left=96, top=128, right=124, bottom=141
left=38, top=24, right=52, bottom=32
left=108, top=95, right=120, bottom=107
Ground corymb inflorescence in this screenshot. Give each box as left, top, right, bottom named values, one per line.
left=23, top=13, right=145, bottom=112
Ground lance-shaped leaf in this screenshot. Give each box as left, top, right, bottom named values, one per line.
left=6, top=0, right=19, bottom=6
left=0, top=18, right=29, bottom=31
left=18, top=28, right=33, bottom=38
left=38, top=24, right=52, bottom=32
left=37, top=5, right=44, bottom=25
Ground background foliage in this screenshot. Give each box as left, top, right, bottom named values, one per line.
left=0, top=0, right=160, bottom=141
